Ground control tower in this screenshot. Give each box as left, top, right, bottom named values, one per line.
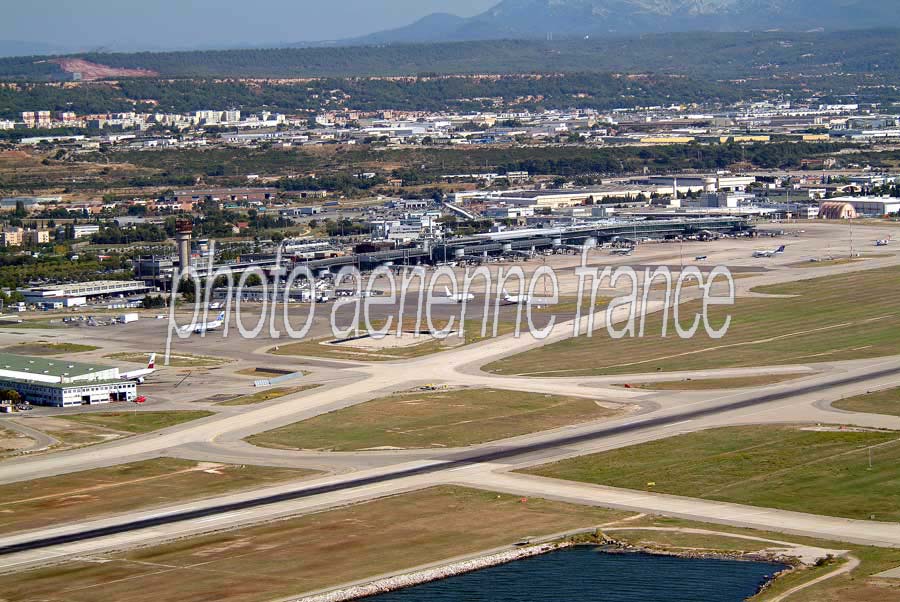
left=174, top=220, right=193, bottom=274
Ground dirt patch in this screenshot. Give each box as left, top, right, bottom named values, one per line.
left=50, top=58, right=158, bottom=80
left=0, top=434, right=32, bottom=453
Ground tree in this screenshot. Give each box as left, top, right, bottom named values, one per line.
left=0, top=390, right=21, bottom=404
left=13, top=200, right=26, bottom=218
left=141, top=294, right=167, bottom=309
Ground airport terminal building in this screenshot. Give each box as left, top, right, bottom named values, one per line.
left=0, top=353, right=137, bottom=407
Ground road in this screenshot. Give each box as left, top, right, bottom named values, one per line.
left=1, top=222, right=899, bottom=574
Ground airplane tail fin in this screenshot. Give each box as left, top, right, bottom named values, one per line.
left=148, top=353, right=156, bottom=369
left=444, top=286, right=452, bottom=297
left=217, top=311, right=225, bottom=322
left=776, top=245, right=785, bottom=253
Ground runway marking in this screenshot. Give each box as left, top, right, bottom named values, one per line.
left=194, top=511, right=246, bottom=524
left=4, top=359, right=900, bottom=562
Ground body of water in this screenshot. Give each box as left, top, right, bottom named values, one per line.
left=368, top=547, right=786, bottom=602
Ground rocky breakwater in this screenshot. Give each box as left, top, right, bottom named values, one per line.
left=293, top=541, right=571, bottom=602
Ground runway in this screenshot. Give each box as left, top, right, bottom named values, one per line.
left=2, top=358, right=900, bottom=566
left=1, top=223, right=899, bottom=575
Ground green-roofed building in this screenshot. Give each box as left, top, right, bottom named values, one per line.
left=0, top=353, right=136, bottom=407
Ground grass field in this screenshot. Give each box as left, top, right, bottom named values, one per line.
left=606, top=529, right=774, bottom=553
left=0, top=319, right=70, bottom=329
left=0, top=458, right=315, bottom=536
left=248, top=388, right=623, bottom=451
left=217, top=386, right=321, bottom=406
left=0, top=487, right=626, bottom=602
left=9, top=416, right=132, bottom=449
left=106, top=351, right=229, bottom=368
left=62, top=411, right=214, bottom=434
left=526, top=425, right=900, bottom=522
left=833, top=387, right=900, bottom=417
left=631, top=373, right=809, bottom=391
left=4, top=342, right=98, bottom=355
left=486, top=266, right=900, bottom=376
left=608, top=515, right=900, bottom=602
left=788, top=258, right=864, bottom=268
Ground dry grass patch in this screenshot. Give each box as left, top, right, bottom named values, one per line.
left=0, top=427, right=33, bottom=456
left=62, top=411, right=213, bottom=434
left=217, top=386, right=321, bottom=406
left=4, top=342, right=98, bottom=355
left=106, top=351, right=229, bottom=368
left=248, top=387, right=626, bottom=451
left=526, top=425, right=900, bottom=522
left=630, top=373, right=809, bottom=391
left=487, top=266, right=900, bottom=376
left=0, top=487, right=626, bottom=602
left=833, top=386, right=900, bottom=417
left=0, top=458, right=316, bottom=536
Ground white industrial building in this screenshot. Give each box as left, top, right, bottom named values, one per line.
left=0, top=353, right=137, bottom=407
left=825, top=197, right=900, bottom=217
left=680, top=192, right=756, bottom=209
left=21, top=280, right=152, bottom=305
left=644, top=174, right=756, bottom=194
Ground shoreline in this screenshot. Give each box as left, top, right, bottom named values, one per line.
left=291, top=534, right=799, bottom=602
left=291, top=540, right=573, bottom=602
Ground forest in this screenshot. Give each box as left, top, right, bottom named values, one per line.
left=1, top=30, right=898, bottom=80
left=0, top=72, right=748, bottom=119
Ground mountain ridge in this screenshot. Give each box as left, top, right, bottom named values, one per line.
left=347, top=0, right=896, bottom=45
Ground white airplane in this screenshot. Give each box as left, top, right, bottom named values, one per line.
left=876, top=239, right=890, bottom=247
left=180, top=311, right=226, bottom=334
left=753, top=245, right=786, bottom=258
left=610, top=247, right=634, bottom=256
left=120, top=354, right=156, bottom=384
left=442, top=286, right=475, bottom=303
left=501, top=289, right=532, bottom=305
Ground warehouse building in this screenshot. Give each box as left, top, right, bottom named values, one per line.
left=824, top=196, right=900, bottom=217
left=0, top=353, right=137, bottom=407
left=20, top=280, right=152, bottom=305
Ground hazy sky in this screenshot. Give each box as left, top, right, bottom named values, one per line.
left=1, top=0, right=497, bottom=52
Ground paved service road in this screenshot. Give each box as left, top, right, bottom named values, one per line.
left=2, top=356, right=900, bottom=571
left=1, top=226, right=899, bottom=572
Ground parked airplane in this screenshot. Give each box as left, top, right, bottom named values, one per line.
left=753, top=245, right=786, bottom=258
left=443, top=286, right=475, bottom=303
left=876, top=239, right=890, bottom=247
left=501, top=289, right=532, bottom=305
left=180, top=311, right=226, bottom=334
left=120, top=354, right=156, bottom=384
left=610, top=247, right=635, bottom=256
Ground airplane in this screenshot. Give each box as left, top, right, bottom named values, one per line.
left=501, top=289, right=532, bottom=305
left=694, top=255, right=708, bottom=261
left=752, top=245, right=786, bottom=258
left=504, top=250, right=535, bottom=260
left=120, top=354, right=156, bottom=384
left=443, top=286, right=475, bottom=303
left=876, top=239, right=890, bottom=247
left=180, top=311, right=226, bottom=334
left=610, top=247, right=635, bottom=256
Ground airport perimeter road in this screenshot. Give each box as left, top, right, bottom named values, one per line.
left=2, top=357, right=900, bottom=572
left=4, top=328, right=900, bottom=486
left=449, top=470, right=900, bottom=549
left=1, top=237, right=899, bottom=571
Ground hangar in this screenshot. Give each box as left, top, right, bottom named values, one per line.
left=0, top=353, right=136, bottom=407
